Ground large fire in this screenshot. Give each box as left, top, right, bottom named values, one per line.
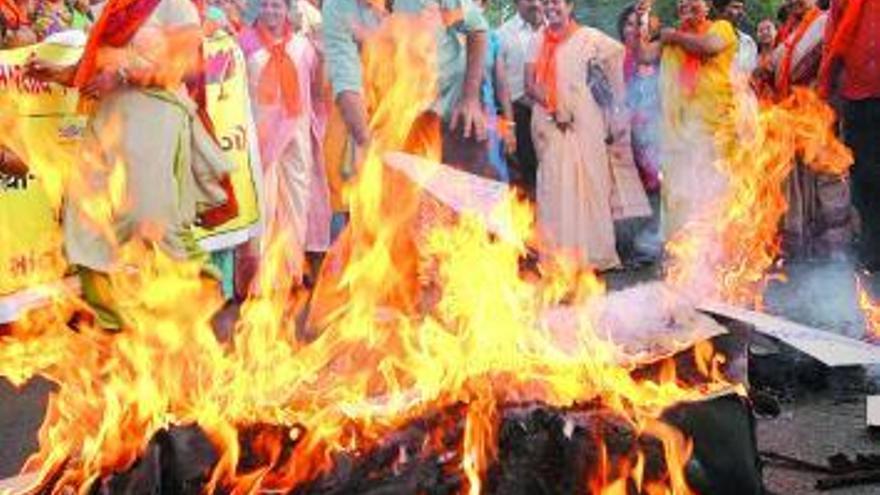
left=0, top=11, right=854, bottom=495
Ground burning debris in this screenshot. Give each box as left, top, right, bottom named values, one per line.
left=29, top=383, right=759, bottom=495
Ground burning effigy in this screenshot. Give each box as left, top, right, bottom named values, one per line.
left=0, top=7, right=854, bottom=495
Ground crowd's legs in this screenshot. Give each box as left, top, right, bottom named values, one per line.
left=511, top=101, right=538, bottom=199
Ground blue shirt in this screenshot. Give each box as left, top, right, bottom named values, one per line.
left=481, top=30, right=501, bottom=113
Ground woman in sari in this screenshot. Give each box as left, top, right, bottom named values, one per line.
left=618, top=4, right=663, bottom=263
left=658, top=0, right=738, bottom=241
left=751, top=18, right=777, bottom=101
left=772, top=0, right=850, bottom=257
left=526, top=0, right=646, bottom=270
left=238, top=0, right=329, bottom=287
left=26, top=0, right=237, bottom=329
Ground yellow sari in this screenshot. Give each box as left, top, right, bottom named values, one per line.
left=659, top=20, right=738, bottom=239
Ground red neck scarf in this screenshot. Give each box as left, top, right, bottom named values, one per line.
left=534, top=20, right=579, bottom=113
left=255, top=21, right=301, bottom=117
left=818, top=0, right=867, bottom=97
left=775, top=6, right=821, bottom=95
left=73, top=0, right=163, bottom=88
left=678, top=18, right=712, bottom=94
left=0, top=0, right=27, bottom=30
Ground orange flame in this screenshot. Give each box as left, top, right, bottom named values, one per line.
left=857, top=277, right=880, bottom=342
left=665, top=88, right=852, bottom=306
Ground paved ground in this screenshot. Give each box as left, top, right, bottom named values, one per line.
left=759, top=394, right=879, bottom=495
left=1, top=259, right=879, bottom=493
left=0, top=378, right=51, bottom=479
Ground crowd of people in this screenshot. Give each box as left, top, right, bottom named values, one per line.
left=0, top=0, right=878, bottom=327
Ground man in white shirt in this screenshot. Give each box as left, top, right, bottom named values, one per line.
left=497, top=0, right=542, bottom=199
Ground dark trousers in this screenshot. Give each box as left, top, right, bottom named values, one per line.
left=843, top=98, right=880, bottom=270
left=403, top=112, right=499, bottom=181
left=440, top=117, right=499, bottom=181
left=510, top=101, right=538, bottom=199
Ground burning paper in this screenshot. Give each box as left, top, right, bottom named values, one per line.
left=382, top=151, right=517, bottom=242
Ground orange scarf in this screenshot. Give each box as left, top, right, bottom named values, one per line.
left=534, top=20, right=578, bottom=113
left=256, top=22, right=301, bottom=117
left=678, top=19, right=712, bottom=95
left=0, top=0, right=27, bottom=30
left=775, top=6, right=821, bottom=95
left=818, top=0, right=866, bottom=97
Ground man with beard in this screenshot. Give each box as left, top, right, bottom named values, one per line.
left=714, top=0, right=757, bottom=75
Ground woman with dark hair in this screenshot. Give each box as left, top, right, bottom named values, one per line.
left=751, top=18, right=777, bottom=100
left=475, top=0, right=515, bottom=182
left=618, top=2, right=663, bottom=262
left=526, top=0, right=648, bottom=270
left=618, top=4, right=661, bottom=194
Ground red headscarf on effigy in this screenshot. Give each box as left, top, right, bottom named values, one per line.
left=74, top=0, right=239, bottom=228
left=73, top=0, right=164, bottom=89
left=0, top=0, right=28, bottom=30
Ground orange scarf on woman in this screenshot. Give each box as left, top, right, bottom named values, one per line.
left=534, top=20, right=578, bottom=113
left=818, top=0, right=867, bottom=97
left=0, top=0, right=27, bottom=30
left=678, top=18, right=712, bottom=95
left=775, top=6, right=821, bottom=95
left=256, top=22, right=302, bottom=117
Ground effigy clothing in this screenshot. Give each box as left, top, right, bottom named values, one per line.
left=66, top=0, right=235, bottom=328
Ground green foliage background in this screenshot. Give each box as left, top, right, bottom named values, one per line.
left=482, top=0, right=784, bottom=38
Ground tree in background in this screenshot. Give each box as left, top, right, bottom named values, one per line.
left=483, top=0, right=785, bottom=37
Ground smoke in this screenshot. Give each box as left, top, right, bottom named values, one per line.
left=764, top=260, right=863, bottom=338
left=541, top=281, right=727, bottom=363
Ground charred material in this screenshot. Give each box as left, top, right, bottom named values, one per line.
left=63, top=394, right=759, bottom=495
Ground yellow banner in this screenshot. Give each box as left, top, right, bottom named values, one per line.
left=0, top=32, right=261, bottom=297
left=196, top=31, right=261, bottom=249
left=0, top=41, right=82, bottom=296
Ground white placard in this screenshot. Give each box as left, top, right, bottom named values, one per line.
left=699, top=301, right=880, bottom=367
left=382, top=151, right=517, bottom=241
